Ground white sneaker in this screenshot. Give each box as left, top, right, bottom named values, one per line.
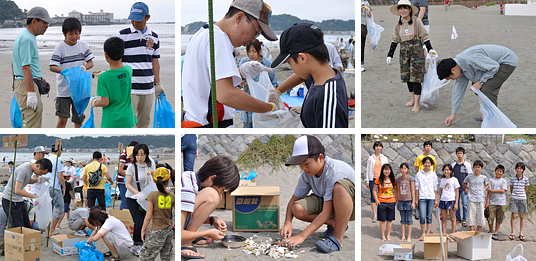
left=74, top=230, right=86, bottom=237
left=130, top=245, right=142, bottom=256
left=361, top=65, right=365, bottom=72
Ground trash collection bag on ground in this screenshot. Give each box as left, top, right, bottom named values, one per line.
left=10, top=94, right=23, bottom=128
left=379, top=244, right=401, bottom=255
left=75, top=241, right=104, bottom=261
left=61, top=66, right=92, bottom=117
left=366, top=13, right=384, bottom=50
left=35, top=184, right=53, bottom=231
left=153, top=93, right=175, bottom=128
left=420, top=57, right=450, bottom=108
left=472, top=87, right=516, bottom=128
left=506, top=244, right=527, bottom=261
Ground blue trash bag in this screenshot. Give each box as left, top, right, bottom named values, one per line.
left=10, top=94, right=23, bottom=128
left=241, top=171, right=258, bottom=180
left=75, top=241, right=104, bottom=261
left=86, top=229, right=94, bottom=236
left=81, top=107, right=95, bottom=128
left=153, top=93, right=175, bottom=128
left=61, top=66, right=92, bottom=117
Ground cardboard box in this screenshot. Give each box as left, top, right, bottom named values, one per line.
left=225, top=180, right=257, bottom=210
left=450, top=231, right=492, bottom=260
left=231, top=185, right=279, bottom=232
left=51, top=234, right=81, bottom=256
left=423, top=234, right=448, bottom=260
left=393, top=244, right=415, bottom=260
left=4, top=227, right=41, bottom=261
left=109, top=209, right=134, bottom=238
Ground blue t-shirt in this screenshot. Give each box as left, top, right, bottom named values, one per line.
left=13, top=28, right=41, bottom=80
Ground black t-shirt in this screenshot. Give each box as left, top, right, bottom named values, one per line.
left=452, top=162, right=470, bottom=188
left=63, top=182, right=73, bottom=203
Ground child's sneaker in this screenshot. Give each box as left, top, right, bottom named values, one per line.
left=74, top=229, right=86, bottom=237
left=130, top=245, right=142, bottom=256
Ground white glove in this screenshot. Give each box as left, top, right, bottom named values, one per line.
left=155, top=83, right=166, bottom=97
left=134, top=193, right=144, bottom=201
left=38, top=175, right=50, bottom=183
left=81, top=65, right=87, bottom=72
left=429, top=49, right=439, bottom=59
left=268, top=91, right=285, bottom=111
left=89, top=96, right=101, bottom=107
left=386, top=57, right=392, bottom=66
left=32, top=197, right=40, bottom=207
left=239, top=61, right=273, bottom=78
left=27, top=92, right=38, bottom=110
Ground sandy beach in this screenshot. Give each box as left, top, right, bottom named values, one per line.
left=0, top=33, right=175, bottom=128
left=361, top=4, right=536, bottom=128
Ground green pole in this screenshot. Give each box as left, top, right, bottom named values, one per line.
left=46, top=144, right=60, bottom=247
left=6, top=135, right=18, bottom=229
left=209, top=0, right=218, bottom=128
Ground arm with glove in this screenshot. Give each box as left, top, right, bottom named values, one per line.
left=22, top=65, right=38, bottom=111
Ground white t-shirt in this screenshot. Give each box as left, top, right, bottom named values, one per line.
left=182, top=25, right=241, bottom=126
left=439, top=177, right=460, bottom=201
left=49, top=40, right=94, bottom=97
left=337, top=41, right=346, bottom=52
left=99, top=216, right=133, bottom=245
left=46, top=154, right=65, bottom=191
left=125, top=159, right=156, bottom=199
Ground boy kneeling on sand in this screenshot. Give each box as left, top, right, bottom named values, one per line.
left=280, top=135, right=355, bottom=253
left=181, top=156, right=240, bottom=259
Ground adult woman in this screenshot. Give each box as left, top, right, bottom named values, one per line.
left=124, top=143, right=155, bottom=251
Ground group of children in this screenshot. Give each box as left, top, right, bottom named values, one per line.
left=367, top=141, right=530, bottom=242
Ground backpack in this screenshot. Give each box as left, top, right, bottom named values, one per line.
left=88, top=163, right=103, bottom=187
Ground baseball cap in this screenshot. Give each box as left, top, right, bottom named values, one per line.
left=271, top=23, right=324, bottom=69
left=285, top=135, right=325, bottom=166
left=128, top=2, right=149, bottom=21
left=230, top=0, right=277, bottom=41
left=34, top=146, right=49, bottom=154
left=27, top=6, right=56, bottom=24
left=154, top=167, right=170, bottom=182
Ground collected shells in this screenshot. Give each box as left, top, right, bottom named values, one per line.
left=243, top=238, right=300, bottom=259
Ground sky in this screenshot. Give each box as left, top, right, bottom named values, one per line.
left=181, top=0, right=356, bottom=25
left=14, top=0, right=175, bottom=23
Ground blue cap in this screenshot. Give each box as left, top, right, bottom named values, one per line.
left=128, top=2, right=149, bottom=21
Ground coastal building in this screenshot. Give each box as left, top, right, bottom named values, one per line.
left=53, top=9, right=114, bottom=24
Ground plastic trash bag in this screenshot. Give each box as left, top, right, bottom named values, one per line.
left=61, top=66, right=92, bottom=117
left=472, top=87, right=516, bottom=128
left=420, top=58, right=450, bottom=108
left=506, top=244, right=527, bottom=261
left=136, top=181, right=158, bottom=211
left=366, top=13, right=384, bottom=50
left=10, top=94, right=23, bottom=128
left=379, top=244, right=401, bottom=255
left=75, top=241, right=104, bottom=261
left=35, top=184, right=53, bottom=231
left=81, top=107, right=95, bottom=128
left=241, top=171, right=257, bottom=180
left=153, top=93, right=175, bottom=128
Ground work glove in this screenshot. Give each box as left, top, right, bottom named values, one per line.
left=239, top=61, right=272, bottom=78
left=155, top=83, right=166, bottom=97
left=134, top=193, right=145, bottom=201
left=429, top=49, right=439, bottom=60
left=290, top=106, right=302, bottom=114
left=81, top=65, right=87, bottom=72
left=89, top=96, right=101, bottom=107
left=27, top=92, right=38, bottom=110
left=38, top=175, right=50, bottom=183
left=268, top=91, right=285, bottom=111
left=386, top=57, right=392, bottom=66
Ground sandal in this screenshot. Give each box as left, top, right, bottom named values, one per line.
left=103, top=251, right=113, bottom=258
left=405, top=102, right=414, bottom=107
left=315, top=235, right=341, bottom=253
left=519, top=235, right=526, bottom=241
left=181, top=246, right=205, bottom=259
left=492, top=234, right=499, bottom=241
left=105, top=256, right=120, bottom=261
left=411, top=107, right=420, bottom=113
left=462, top=221, right=467, bottom=227
left=192, top=236, right=213, bottom=245
left=509, top=234, right=515, bottom=240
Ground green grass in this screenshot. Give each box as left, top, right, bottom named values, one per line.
left=236, top=135, right=297, bottom=173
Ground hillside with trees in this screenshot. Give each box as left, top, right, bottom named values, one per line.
left=0, top=0, right=25, bottom=23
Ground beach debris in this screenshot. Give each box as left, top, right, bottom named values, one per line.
left=243, top=238, right=300, bottom=259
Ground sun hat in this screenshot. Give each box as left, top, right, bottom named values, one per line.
left=27, top=6, right=56, bottom=24
left=230, top=0, right=277, bottom=41
left=153, top=167, right=170, bottom=182
left=390, top=0, right=419, bottom=16
left=128, top=2, right=149, bottom=21
left=270, top=23, right=324, bottom=69
left=285, top=135, right=325, bottom=166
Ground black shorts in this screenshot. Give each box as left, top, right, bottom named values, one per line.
left=377, top=202, right=396, bottom=222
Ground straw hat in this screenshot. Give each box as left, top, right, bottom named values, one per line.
left=390, top=0, right=419, bottom=16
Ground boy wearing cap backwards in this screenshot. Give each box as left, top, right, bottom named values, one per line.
left=181, top=156, right=240, bottom=259
left=270, top=23, right=349, bottom=128
left=280, top=135, right=355, bottom=253
left=182, top=0, right=278, bottom=128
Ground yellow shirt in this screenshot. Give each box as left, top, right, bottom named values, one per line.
left=84, top=161, right=109, bottom=190
left=415, top=154, right=436, bottom=172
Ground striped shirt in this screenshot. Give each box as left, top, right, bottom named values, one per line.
left=510, top=175, right=529, bottom=200
left=117, top=26, right=160, bottom=95
left=181, top=171, right=199, bottom=213
left=50, top=40, right=94, bottom=97
left=451, top=45, right=518, bottom=114
left=301, top=68, right=348, bottom=128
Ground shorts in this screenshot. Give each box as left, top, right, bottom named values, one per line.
left=377, top=202, right=396, bottom=222
left=509, top=199, right=527, bottom=214
left=487, top=205, right=505, bottom=224
left=64, top=202, right=71, bottom=213
left=467, top=201, right=486, bottom=227
left=398, top=200, right=413, bottom=225
left=69, top=218, right=85, bottom=231
left=439, top=200, right=456, bottom=210
left=295, top=178, right=355, bottom=221
left=55, top=97, right=85, bottom=124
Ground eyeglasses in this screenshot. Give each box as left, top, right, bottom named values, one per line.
left=245, top=15, right=261, bottom=38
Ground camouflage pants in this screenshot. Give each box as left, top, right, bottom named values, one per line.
left=139, top=225, right=174, bottom=261
left=399, top=39, right=425, bottom=83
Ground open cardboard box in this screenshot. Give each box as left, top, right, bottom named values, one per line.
left=4, top=227, right=41, bottom=261
left=423, top=234, right=448, bottom=260
left=51, top=234, right=81, bottom=256
left=231, top=185, right=279, bottom=231
left=450, top=231, right=492, bottom=260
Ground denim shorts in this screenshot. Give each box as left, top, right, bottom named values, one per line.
left=439, top=200, right=456, bottom=210
left=397, top=200, right=413, bottom=211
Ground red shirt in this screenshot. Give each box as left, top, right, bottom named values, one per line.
left=117, top=149, right=132, bottom=183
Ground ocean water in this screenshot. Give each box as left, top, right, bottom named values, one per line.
left=0, top=152, right=118, bottom=164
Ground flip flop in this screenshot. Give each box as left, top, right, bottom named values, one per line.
left=103, top=251, right=113, bottom=258
left=519, top=235, right=526, bottom=241
left=181, top=247, right=205, bottom=259
left=405, top=102, right=414, bottom=107
left=319, top=225, right=349, bottom=239
left=411, top=107, right=420, bottom=113
left=315, top=235, right=341, bottom=253
left=492, top=234, right=499, bottom=241
left=192, top=236, right=213, bottom=245
left=509, top=234, right=515, bottom=240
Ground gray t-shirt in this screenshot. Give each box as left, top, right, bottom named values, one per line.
left=411, top=0, right=429, bottom=25
left=488, top=177, right=507, bottom=205
left=68, top=208, right=89, bottom=228
left=293, top=156, right=355, bottom=201
left=463, top=174, right=489, bottom=203
left=2, top=162, right=33, bottom=202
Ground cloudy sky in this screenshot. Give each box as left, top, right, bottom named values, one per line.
left=14, top=0, right=175, bottom=23
left=181, top=0, right=355, bottom=25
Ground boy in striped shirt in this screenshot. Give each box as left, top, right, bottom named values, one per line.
left=509, top=162, right=529, bottom=241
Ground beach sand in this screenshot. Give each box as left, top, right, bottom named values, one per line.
left=360, top=202, right=536, bottom=260
left=0, top=41, right=175, bottom=128
left=361, top=4, right=536, bottom=128
left=182, top=155, right=356, bottom=260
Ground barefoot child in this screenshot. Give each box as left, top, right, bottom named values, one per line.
left=486, top=165, right=507, bottom=240
left=509, top=162, right=529, bottom=241
left=386, top=0, right=437, bottom=112
left=439, top=164, right=459, bottom=234
left=396, top=163, right=414, bottom=242
left=366, top=141, right=389, bottom=222
left=374, top=164, right=397, bottom=241
left=463, top=160, right=489, bottom=232
left=415, top=157, right=438, bottom=240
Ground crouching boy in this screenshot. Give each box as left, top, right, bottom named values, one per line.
left=68, top=207, right=96, bottom=236
left=280, top=135, right=355, bottom=253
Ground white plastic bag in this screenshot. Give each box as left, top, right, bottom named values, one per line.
left=366, top=13, right=384, bottom=50
left=472, top=87, right=517, bottom=128
left=247, top=72, right=294, bottom=128
left=420, top=58, right=450, bottom=108
left=506, top=244, right=527, bottom=261
left=35, top=184, right=53, bottom=231
left=136, top=181, right=158, bottom=211
left=379, top=244, right=400, bottom=255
